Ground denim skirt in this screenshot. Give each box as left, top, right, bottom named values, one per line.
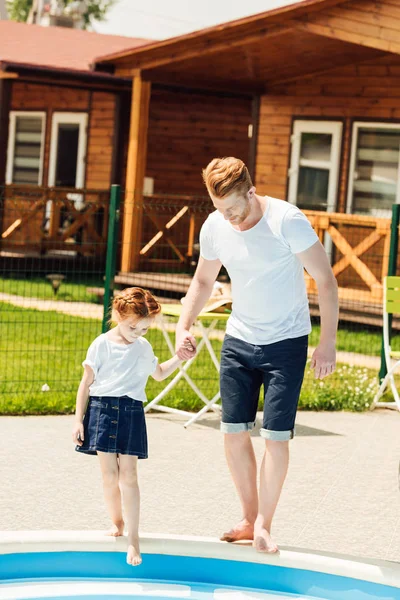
left=75, top=395, right=148, bottom=458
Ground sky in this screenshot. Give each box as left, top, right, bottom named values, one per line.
left=94, top=0, right=300, bottom=40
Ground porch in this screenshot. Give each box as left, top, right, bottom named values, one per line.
left=1, top=184, right=394, bottom=326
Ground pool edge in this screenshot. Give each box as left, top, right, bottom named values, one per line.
left=0, top=530, right=399, bottom=590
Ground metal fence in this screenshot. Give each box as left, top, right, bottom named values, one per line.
left=1, top=183, right=399, bottom=415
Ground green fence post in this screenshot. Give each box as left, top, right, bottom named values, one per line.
left=102, top=185, right=121, bottom=333
left=379, top=203, right=400, bottom=381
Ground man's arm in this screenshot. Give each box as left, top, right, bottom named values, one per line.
left=297, top=240, right=338, bottom=379
left=175, top=256, right=222, bottom=360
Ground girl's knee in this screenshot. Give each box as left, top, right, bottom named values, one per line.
left=101, top=467, right=119, bottom=487
left=119, top=469, right=138, bottom=488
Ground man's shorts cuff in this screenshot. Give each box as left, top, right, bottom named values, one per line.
left=220, top=421, right=256, bottom=433
left=260, top=428, right=294, bottom=441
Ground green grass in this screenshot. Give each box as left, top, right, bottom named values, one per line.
left=2, top=275, right=397, bottom=355
left=0, top=303, right=221, bottom=415
left=309, top=321, right=400, bottom=356
left=0, top=302, right=395, bottom=415
left=0, top=277, right=102, bottom=303
left=1, top=276, right=399, bottom=357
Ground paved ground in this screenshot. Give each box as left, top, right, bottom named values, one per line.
left=2, top=409, right=400, bottom=563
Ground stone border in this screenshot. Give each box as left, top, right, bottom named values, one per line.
left=1, top=531, right=400, bottom=589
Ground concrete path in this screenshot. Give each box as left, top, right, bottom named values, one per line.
left=1, top=409, right=400, bottom=563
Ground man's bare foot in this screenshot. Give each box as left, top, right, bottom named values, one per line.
left=253, top=526, right=279, bottom=553
left=220, top=519, right=254, bottom=543
left=127, top=537, right=142, bottom=566
left=105, top=521, right=124, bottom=537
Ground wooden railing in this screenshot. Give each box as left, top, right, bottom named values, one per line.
left=1, top=185, right=109, bottom=256
left=303, top=210, right=391, bottom=304
left=1, top=186, right=393, bottom=307
left=139, top=194, right=210, bottom=268
left=138, top=200, right=393, bottom=305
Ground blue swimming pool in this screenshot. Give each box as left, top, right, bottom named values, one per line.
left=1, top=534, right=400, bottom=600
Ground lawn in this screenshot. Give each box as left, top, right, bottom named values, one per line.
left=0, top=277, right=102, bottom=303
left=0, top=303, right=220, bottom=414
left=0, top=302, right=391, bottom=415
left=0, top=276, right=398, bottom=356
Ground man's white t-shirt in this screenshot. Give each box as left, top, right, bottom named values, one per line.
left=199, top=197, right=319, bottom=345
left=83, top=334, right=158, bottom=401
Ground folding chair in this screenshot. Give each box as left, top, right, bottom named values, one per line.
left=145, top=304, right=230, bottom=427
left=371, top=276, right=400, bottom=410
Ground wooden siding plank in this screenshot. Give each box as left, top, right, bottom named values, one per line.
left=296, top=21, right=400, bottom=54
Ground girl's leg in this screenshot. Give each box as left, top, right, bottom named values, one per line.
left=97, top=452, right=124, bottom=536
left=118, top=454, right=141, bottom=566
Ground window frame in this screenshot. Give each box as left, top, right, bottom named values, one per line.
left=6, top=111, right=46, bottom=185
left=48, top=112, right=88, bottom=189
left=346, top=121, right=400, bottom=215
left=288, top=119, right=343, bottom=212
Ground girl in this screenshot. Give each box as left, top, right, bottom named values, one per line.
left=72, top=287, right=189, bottom=566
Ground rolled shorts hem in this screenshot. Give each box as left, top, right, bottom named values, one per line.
left=260, top=428, right=294, bottom=441
left=220, top=421, right=256, bottom=433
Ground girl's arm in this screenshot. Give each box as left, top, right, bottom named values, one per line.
left=152, top=355, right=183, bottom=382
left=72, top=365, right=94, bottom=445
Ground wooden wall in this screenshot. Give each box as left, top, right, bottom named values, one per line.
left=10, top=82, right=117, bottom=190
left=145, top=87, right=253, bottom=195
left=299, top=0, right=400, bottom=54
left=86, top=92, right=117, bottom=189
left=2, top=81, right=117, bottom=248
left=255, top=53, right=400, bottom=207
left=255, top=53, right=400, bottom=291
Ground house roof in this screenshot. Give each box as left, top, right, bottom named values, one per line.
left=0, top=21, right=152, bottom=74
left=93, top=0, right=390, bottom=93
left=96, top=0, right=345, bottom=68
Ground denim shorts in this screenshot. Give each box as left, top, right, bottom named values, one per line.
left=220, top=333, right=308, bottom=441
left=75, top=395, right=148, bottom=458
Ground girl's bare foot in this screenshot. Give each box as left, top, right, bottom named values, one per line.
left=127, top=537, right=142, bottom=566
left=105, top=521, right=125, bottom=537
left=220, top=519, right=254, bottom=543
left=253, top=526, right=279, bottom=553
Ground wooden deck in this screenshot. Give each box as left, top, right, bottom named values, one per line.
left=114, top=271, right=396, bottom=328
left=115, top=271, right=192, bottom=294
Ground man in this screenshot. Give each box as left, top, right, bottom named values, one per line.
left=176, top=157, right=338, bottom=553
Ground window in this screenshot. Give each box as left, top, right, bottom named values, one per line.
left=288, top=120, right=342, bottom=212
left=347, top=123, right=400, bottom=217
left=48, top=112, right=88, bottom=188
left=44, top=113, right=88, bottom=234
left=6, top=112, right=46, bottom=185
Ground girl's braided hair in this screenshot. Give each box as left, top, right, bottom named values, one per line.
left=112, top=287, right=161, bottom=320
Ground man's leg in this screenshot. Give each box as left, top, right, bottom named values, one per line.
left=221, top=431, right=258, bottom=542
left=255, top=334, right=308, bottom=553
left=254, top=440, right=289, bottom=553
left=219, top=334, right=261, bottom=542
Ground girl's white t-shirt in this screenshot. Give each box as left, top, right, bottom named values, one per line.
left=83, top=333, right=158, bottom=401
left=199, top=197, right=319, bottom=346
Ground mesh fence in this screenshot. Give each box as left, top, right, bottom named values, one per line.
left=0, top=183, right=398, bottom=415
left=0, top=185, right=109, bottom=413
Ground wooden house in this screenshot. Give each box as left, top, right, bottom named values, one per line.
left=3, top=0, right=400, bottom=321
left=0, top=21, right=150, bottom=254
left=92, top=0, right=400, bottom=318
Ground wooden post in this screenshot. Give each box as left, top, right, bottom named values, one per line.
left=0, top=79, right=11, bottom=184
left=121, top=74, right=151, bottom=273
left=0, top=78, right=11, bottom=240
left=248, top=95, right=260, bottom=182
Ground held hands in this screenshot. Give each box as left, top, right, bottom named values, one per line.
left=310, top=341, right=336, bottom=379
left=72, top=421, right=84, bottom=446
left=176, top=330, right=197, bottom=361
